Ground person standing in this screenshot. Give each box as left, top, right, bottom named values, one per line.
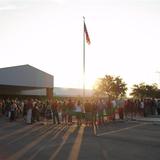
left=74, top=100, right=82, bottom=125
left=26, top=99, right=33, bottom=124
left=61, top=101, right=67, bottom=124
left=157, top=100, right=160, bottom=115
left=52, top=100, right=60, bottom=124
left=10, top=100, right=17, bottom=121
left=66, top=99, right=74, bottom=124
left=97, top=99, right=105, bottom=125
left=84, top=100, right=93, bottom=126
left=0, top=100, right=3, bottom=117
left=140, top=99, right=144, bottom=117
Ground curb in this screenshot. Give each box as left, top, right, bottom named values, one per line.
left=133, top=118, right=160, bottom=124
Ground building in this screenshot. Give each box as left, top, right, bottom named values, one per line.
left=54, top=87, right=93, bottom=97
left=0, top=64, right=54, bottom=99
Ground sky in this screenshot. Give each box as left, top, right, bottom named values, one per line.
left=0, top=0, right=160, bottom=93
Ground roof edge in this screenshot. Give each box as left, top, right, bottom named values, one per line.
left=0, top=64, right=53, bottom=77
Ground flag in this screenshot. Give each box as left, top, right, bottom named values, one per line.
left=84, top=22, right=91, bottom=45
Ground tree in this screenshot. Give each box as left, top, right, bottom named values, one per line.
left=130, top=83, right=158, bottom=99
left=93, top=75, right=127, bottom=99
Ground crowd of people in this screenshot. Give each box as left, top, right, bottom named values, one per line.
left=0, top=97, right=160, bottom=126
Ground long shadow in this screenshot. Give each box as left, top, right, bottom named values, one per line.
left=0, top=118, right=26, bottom=131
left=0, top=124, right=54, bottom=157
left=47, top=125, right=85, bottom=160
left=6, top=124, right=55, bottom=160
left=1, top=123, right=98, bottom=160
left=5, top=125, right=72, bottom=160
left=26, top=124, right=68, bottom=160
left=68, top=125, right=85, bottom=160
left=75, top=125, right=105, bottom=160
left=8, top=124, right=45, bottom=144
left=0, top=123, right=37, bottom=141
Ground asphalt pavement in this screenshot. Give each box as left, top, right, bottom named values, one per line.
left=0, top=117, right=160, bottom=160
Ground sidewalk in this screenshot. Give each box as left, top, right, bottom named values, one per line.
left=133, top=115, right=160, bottom=123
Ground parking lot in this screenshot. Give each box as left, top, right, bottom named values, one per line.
left=0, top=118, right=160, bottom=160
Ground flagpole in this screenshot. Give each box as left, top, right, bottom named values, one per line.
left=83, top=16, right=85, bottom=106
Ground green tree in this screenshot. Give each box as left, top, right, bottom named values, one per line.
left=130, top=83, right=158, bottom=99
left=93, top=75, right=127, bottom=98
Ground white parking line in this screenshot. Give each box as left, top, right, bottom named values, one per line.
left=97, top=122, right=148, bottom=137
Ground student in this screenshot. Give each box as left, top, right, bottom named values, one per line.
left=26, top=99, right=33, bottom=124
left=66, top=99, right=74, bottom=124
left=10, top=100, right=17, bottom=121
left=61, top=101, right=67, bottom=124
left=51, top=100, right=60, bottom=124
left=157, top=100, right=160, bottom=115
left=84, top=100, right=93, bottom=126
left=74, top=100, right=82, bottom=125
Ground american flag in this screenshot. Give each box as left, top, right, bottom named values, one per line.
left=84, top=22, right=91, bottom=45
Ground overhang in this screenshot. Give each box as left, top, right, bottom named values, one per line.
left=0, top=65, right=53, bottom=95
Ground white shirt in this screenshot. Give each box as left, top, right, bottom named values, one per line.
left=75, top=104, right=82, bottom=112
left=140, top=101, right=144, bottom=109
